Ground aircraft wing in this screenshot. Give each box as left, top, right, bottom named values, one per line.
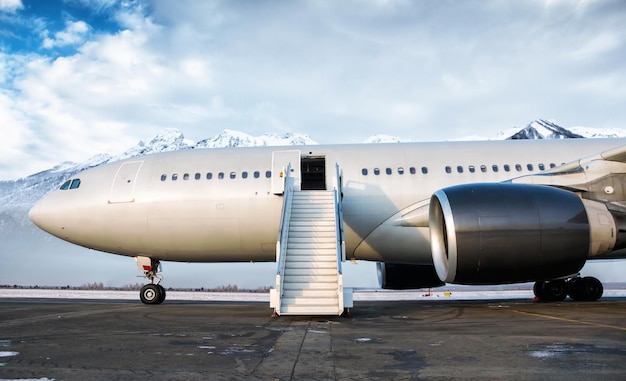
left=512, top=143, right=626, bottom=197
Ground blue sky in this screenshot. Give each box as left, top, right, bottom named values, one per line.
left=1, top=0, right=626, bottom=180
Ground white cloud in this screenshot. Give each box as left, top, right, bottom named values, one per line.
left=42, top=20, right=90, bottom=49
left=0, top=0, right=22, bottom=13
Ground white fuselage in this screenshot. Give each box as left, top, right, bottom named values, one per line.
left=29, top=138, right=626, bottom=265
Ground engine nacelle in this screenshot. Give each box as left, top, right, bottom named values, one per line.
left=377, top=262, right=445, bottom=289
left=429, top=183, right=617, bottom=285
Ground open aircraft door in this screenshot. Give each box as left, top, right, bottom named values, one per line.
left=271, top=150, right=301, bottom=194
left=109, top=161, right=144, bottom=203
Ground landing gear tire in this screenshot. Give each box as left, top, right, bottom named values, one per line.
left=140, top=284, right=164, bottom=305
left=533, top=280, right=567, bottom=302
left=157, top=284, right=166, bottom=304
left=568, top=276, right=603, bottom=301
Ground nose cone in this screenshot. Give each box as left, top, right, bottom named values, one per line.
left=28, top=202, right=43, bottom=229
left=29, top=196, right=63, bottom=237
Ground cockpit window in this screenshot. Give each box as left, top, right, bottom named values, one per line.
left=60, top=178, right=81, bottom=190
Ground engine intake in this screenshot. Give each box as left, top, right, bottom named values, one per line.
left=429, top=183, right=617, bottom=285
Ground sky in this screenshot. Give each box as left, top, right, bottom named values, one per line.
left=1, top=0, right=626, bottom=180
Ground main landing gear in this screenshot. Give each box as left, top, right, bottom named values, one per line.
left=533, top=275, right=603, bottom=302
left=136, top=256, right=166, bottom=305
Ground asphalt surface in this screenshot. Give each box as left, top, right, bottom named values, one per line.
left=1, top=297, right=626, bottom=380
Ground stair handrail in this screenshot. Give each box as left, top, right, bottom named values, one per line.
left=275, top=163, right=294, bottom=313
left=333, top=163, right=347, bottom=313
left=333, top=163, right=346, bottom=272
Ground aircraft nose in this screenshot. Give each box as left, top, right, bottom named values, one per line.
left=29, top=197, right=59, bottom=235
left=28, top=202, right=42, bottom=228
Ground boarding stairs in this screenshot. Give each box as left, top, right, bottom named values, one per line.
left=270, top=164, right=352, bottom=316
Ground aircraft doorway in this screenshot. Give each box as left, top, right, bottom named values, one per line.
left=301, top=156, right=326, bottom=190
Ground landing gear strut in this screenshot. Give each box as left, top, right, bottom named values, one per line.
left=533, top=276, right=603, bottom=302
left=136, top=256, right=166, bottom=305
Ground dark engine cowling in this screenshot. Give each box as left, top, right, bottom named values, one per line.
left=429, top=183, right=617, bottom=285
left=377, top=262, right=445, bottom=289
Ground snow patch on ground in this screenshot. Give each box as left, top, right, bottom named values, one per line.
left=1, top=288, right=625, bottom=301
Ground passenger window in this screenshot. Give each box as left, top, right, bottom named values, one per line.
left=266, top=171, right=272, bottom=178
left=195, top=173, right=201, bottom=180
left=70, top=179, right=81, bottom=189
left=60, top=180, right=71, bottom=190
left=410, top=167, right=416, bottom=175
left=172, top=174, right=178, bottom=181
left=550, top=163, right=556, bottom=168
left=398, top=167, right=404, bottom=175
left=538, top=163, right=545, bottom=171
left=504, top=164, right=510, bottom=172
left=374, top=168, right=380, bottom=175
left=492, top=165, right=498, bottom=172
left=206, top=172, right=213, bottom=180
left=457, top=166, right=463, bottom=173
left=480, top=165, right=487, bottom=173
left=527, top=164, right=534, bottom=171
left=242, top=172, right=248, bottom=179
left=218, top=172, right=225, bottom=179
left=254, top=171, right=260, bottom=178
left=515, top=164, right=522, bottom=172
left=386, top=168, right=392, bottom=175
left=421, top=167, right=428, bottom=174
left=230, top=172, right=236, bottom=179
left=469, top=165, right=475, bottom=173
left=362, top=168, right=368, bottom=176
left=445, top=166, right=452, bottom=174
left=183, top=173, right=190, bottom=180
left=160, top=174, right=167, bottom=182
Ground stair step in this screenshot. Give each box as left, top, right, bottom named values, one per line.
left=289, top=220, right=334, bottom=226
left=292, top=199, right=333, bottom=204
left=283, top=282, right=337, bottom=290
left=283, top=268, right=337, bottom=276
left=285, top=251, right=336, bottom=260
left=288, top=230, right=336, bottom=237
left=281, top=296, right=339, bottom=306
left=293, top=192, right=334, bottom=198
left=292, top=200, right=334, bottom=205
left=289, top=226, right=335, bottom=234
left=279, top=305, right=342, bottom=315
left=283, top=289, right=338, bottom=298
left=290, top=214, right=335, bottom=221
left=284, top=274, right=338, bottom=283
left=287, top=242, right=336, bottom=249
left=285, top=261, right=337, bottom=269
left=287, top=235, right=337, bottom=248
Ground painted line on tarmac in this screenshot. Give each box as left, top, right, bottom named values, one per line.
left=511, top=309, right=626, bottom=332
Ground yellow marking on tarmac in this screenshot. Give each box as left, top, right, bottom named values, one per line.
left=512, top=309, right=626, bottom=332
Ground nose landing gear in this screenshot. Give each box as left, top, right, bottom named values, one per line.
left=136, top=256, right=166, bottom=305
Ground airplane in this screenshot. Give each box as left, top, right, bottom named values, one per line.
left=28, top=137, right=626, bottom=313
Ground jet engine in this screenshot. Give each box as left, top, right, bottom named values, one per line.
left=429, top=183, right=618, bottom=285
left=377, top=262, right=445, bottom=289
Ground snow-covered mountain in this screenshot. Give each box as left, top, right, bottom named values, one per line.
left=363, top=135, right=413, bottom=144
left=505, top=119, right=585, bottom=139
left=196, top=129, right=317, bottom=148
left=494, top=119, right=626, bottom=140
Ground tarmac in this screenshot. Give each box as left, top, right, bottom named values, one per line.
left=1, top=297, right=626, bottom=381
